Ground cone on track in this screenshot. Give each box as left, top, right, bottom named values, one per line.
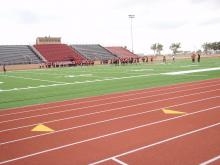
left=31, top=124, right=54, bottom=132
left=162, top=109, right=186, bottom=115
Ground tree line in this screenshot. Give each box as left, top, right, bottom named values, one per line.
left=150, top=42, right=220, bottom=55
left=202, top=42, right=220, bottom=54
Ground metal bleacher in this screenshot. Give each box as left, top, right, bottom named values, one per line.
left=71, top=44, right=116, bottom=61
left=0, top=45, right=42, bottom=65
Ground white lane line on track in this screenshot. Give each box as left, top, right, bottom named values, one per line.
left=112, top=158, right=128, bottom=165
left=0, top=86, right=219, bottom=124
left=90, top=122, right=220, bottom=165
left=1, top=106, right=219, bottom=165
left=1, top=78, right=220, bottom=113
left=200, top=155, right=220, bottom=165
left=1, top=96, right=219, bottom=145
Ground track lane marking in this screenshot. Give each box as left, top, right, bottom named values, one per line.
left=1, top=106, right=219, bottom=165
left=1, top=96, right=219, bottom=144
left=200, top=155, right=220, bottom=165
left=112, top=157, right=128, bottom=165
left=1, top=86, right=219, bottom=124
left=90, top=122, right=220, bottom=165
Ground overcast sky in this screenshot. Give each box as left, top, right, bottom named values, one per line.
left=0, top=0, right=220, bottom=54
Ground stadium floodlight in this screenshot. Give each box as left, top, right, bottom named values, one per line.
left=128, top=14, right=135, bottom=53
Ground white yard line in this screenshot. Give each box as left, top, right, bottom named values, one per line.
left=130, top=69, right=154, bottom=72
left=0, top=75, right=67, bottom=84
left=1, top=107, right=219, bottom=165
left=161, top=67, right=220, bottom=75
left=180, top=65, right=199, bottom=67
left=65, top=74, right=93, bottom=78
left=1, top=79, right=219, bottom=117
left=1, top=67, right=219, bottom=93
left=0, top=74, right=158, bottom=92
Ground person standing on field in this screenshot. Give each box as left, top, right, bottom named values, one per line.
left=197, top=53, right=201, bottom=62
left=191, top=53, right=196, bottom=63
left=3, top=64, right=6, bottom=74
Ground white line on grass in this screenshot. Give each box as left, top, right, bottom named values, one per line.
left=0, top=75, right=67, bottom=84
left=161, top=67, right=220, bottom=75
left=130, top=69, right=154, bottom=72
left=1, top=87, right=219, bottom=124
left=0, top=79, right=219, bottom=119
left=65, top=74, right=93, bottom=78
left=2, top=67, right=219, bottom=93
left=1, top=107, right=219, bottom=165
left=180, top=65, right=199, bottom=67
left=90, top=122, right=220, bottom=165
left=1, top=77, right=219, bottom=113
left=0, top=74, right=158, bottom=92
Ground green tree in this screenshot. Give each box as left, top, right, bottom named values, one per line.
left=151, top=43, right=157, bottom=55
left=202, top=42, right=220, bottom=54
left=169, top=43, right=181, bottom=55
left=156, top=43, right=163, bottom=55
left=202, top=42, right=210, bottom=54
left=151, top=43, right=163, bottom=55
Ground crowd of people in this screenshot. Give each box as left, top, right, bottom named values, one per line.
left=1, top=53, right=203, bottom=73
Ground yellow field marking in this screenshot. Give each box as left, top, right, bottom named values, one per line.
left=162, top=109, right=186, bottom=115
left=31, top=124, right=54, bottom=132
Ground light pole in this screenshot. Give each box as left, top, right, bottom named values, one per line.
left=128, top=14, right=135, bottom=53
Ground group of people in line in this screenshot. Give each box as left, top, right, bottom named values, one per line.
left=1, top=53, right=202, bottom=73
left=162, top=55, right=175, bottom=63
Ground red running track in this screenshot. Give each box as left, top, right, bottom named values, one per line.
left=0, top=78, right=220, bottom=165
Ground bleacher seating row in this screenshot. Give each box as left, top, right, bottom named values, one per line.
left=71, top=44, right=116, bottom=61
left=105, top=47, right=138, bottom=58
left=0, top=45, right=42, bottom=65
left=34, top=44, right=87, bottom=64
left=0, top=44, right=139, bottom=66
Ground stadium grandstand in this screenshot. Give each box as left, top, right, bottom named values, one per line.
left=105, top=46, right=139, bottom=59
left=34, top=44, right=88, bottom=65
left=33, top=36, right=90, bottom=66
left=71, top=44, right=117, bottom=62
left=0, top=45, right=42, bottom=65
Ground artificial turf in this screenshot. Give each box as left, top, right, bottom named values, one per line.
left=0, top=57, right=219, bottom=110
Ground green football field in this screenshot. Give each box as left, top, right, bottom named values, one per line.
left=0, top=57, right=220, bottom=110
